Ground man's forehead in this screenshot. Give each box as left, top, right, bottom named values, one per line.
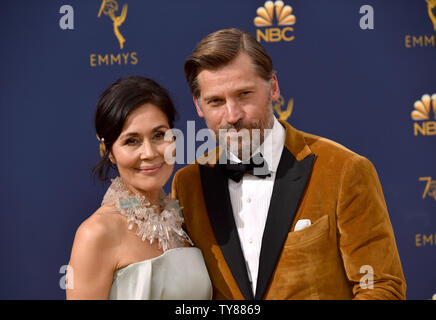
left=197, top=60, right=265, bottom=96
left=198, top=53, right=255, bottom=74
left=198, top=75, right=259, bottom=98
left=198, top=68, right=256, bottom=84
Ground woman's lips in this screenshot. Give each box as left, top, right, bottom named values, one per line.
left=135, top=163, right=163, bottom=175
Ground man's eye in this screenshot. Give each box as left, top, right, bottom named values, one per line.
left=208, top=99, right=222, bottom=106
left=241, top=91, right=252, bottom=96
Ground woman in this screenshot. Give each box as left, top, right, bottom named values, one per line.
left=66, top=76, right=212, bottom=300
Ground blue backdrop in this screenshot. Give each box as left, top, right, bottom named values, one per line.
left=1, top=0, right=435, bottom=299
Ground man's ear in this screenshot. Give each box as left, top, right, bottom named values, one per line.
left=270, top=73, right=281, bottom=102
left=193, top=96, right=204, bottom=118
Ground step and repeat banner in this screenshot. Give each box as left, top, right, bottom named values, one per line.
left=0, top=0, right=435, bottom=299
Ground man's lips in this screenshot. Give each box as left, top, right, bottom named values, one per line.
left=226, top=129, right=239, bottom=136
left=223, top=128, right=254, bottom=138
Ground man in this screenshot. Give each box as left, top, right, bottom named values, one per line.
left=172, top=28, right=406, bottom=299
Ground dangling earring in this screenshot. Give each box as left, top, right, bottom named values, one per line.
left=97, top=134, right=106, bottom=158
left=99, top=141, right=105, bottom=158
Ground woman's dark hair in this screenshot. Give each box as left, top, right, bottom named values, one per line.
left=93, top=76, right=177, bottom=183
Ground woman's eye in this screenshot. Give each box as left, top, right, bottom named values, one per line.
left=125, top=138, right=139, bottom=145
left=152, top=131, right=165, bottom=140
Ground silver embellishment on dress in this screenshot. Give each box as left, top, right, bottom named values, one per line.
left=101, top=176, right=193, bottom=251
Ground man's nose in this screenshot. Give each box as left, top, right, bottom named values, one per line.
left=224, top=100, right=243, bottom=125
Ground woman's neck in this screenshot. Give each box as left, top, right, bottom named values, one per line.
left=124, top=184, right=161, bottom=211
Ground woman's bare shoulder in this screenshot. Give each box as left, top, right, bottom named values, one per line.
left=66, top=206, right=126, bottom=299
left=73, top=206, right=126, bottom=250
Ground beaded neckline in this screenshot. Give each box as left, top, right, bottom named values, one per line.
left=101, top=176, right=193, bottom=251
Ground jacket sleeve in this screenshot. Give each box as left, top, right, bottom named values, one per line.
left=336, top=155, right=406, bottom=300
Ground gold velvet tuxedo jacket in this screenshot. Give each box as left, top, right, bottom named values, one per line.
left=172, top=120, right=406, bottom=300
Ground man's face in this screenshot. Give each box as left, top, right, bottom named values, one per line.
left=194, top=53, right=280, bottom=159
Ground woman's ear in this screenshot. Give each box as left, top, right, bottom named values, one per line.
left=108, top=151, right=116, bottom=164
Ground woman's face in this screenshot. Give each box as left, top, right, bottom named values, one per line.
left=109, top=103, right=174, bottom=200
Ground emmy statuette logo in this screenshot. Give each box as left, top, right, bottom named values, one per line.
left=98, top=0, right=128, bottom=49
left=404, top=0, right=435, bottom=48
left=90, top=0, right=138, bottom=67
left=254, top=1, right=296, bottom=43
left=427, top=0, right=436, bottom=31
left=273, top=95, right=294, bottom=121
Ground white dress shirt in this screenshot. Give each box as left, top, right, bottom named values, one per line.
left=227, top=117, right=286, bottom=295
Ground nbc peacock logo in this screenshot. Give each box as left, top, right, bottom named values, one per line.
left=254, top=1, right=296, bottom=43
left=411, top=93, right=436, bottom=136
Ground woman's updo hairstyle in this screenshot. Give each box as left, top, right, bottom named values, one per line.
left=93, top=76, right=177, bottom=183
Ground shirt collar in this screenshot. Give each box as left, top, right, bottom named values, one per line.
left=259, top=117, right=285, bottom=173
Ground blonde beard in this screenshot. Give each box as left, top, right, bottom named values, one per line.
left=215, top=104, right=274, bottom=161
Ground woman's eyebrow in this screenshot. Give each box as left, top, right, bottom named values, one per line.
left=119, top=125, right=169, bottom=139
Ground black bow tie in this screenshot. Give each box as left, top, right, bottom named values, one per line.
left=222, top=153, right=271, bottom=183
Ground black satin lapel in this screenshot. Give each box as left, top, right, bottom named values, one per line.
left=255, top=150, right=315, bottom=299
left=199, top=164, right=254, bottom=300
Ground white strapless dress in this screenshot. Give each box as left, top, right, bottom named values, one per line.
left=109, top=247, right=212, bottom=300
